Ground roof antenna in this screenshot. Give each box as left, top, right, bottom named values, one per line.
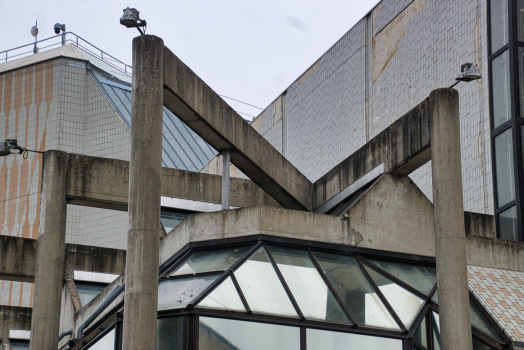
left=31, top=21, right=39, bottom=54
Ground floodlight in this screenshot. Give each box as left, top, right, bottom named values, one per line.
left=0, top=140, right=22, bottom=157
left=120, top=8, right=147, bottom=35
left=449, top=63, right=481, bottom=88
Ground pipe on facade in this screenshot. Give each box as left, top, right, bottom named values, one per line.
left=58, top=330, right=72, bottom=342
left=76, top=283, right=125, bottom=340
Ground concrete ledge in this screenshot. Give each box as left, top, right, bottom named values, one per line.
left=313, top=98, right=431, bottom=209
left=0, top=305, right=32, bottom=341
left=65, top=153, right=281, bottom=211
left=465, top=236, right=524, bottom=272
left=162, top=47, right=313, bottom=211
left=0, top=236, right=126, bottom=282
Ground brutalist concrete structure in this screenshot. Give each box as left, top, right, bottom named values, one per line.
left=2, top=0, right=524, bottom=349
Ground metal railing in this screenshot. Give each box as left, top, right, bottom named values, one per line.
left=0, top=32, right=132, bottom=76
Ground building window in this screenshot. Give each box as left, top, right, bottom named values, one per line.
left=489, top=0, right=524, bottom=241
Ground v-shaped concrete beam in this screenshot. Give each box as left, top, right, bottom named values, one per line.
left=162, top=46, right=313, bottom=211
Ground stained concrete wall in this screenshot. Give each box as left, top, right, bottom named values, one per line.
left=242, top=0, right=492, bottom=216
left=0, top=305, right=31, bottom=344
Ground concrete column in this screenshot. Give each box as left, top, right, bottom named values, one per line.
left=222, top=150, right=230, bottom=210
left=430, top=89, right=472, bottom=350
left=30, top=150, right=68, bottom=350
left=122, top=35, right=164, bottom=350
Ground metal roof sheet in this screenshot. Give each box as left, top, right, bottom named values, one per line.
left=93, top=75, right=217, bottom=171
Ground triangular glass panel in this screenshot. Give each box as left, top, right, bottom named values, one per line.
left=470, top=299, right=505, bottom=343
left=169, top=246, right=252, bottom=276
left=431, top=289, right=438, bottom=304
left=432, top=312, right=441, bottom=350
left=197, top=276, right=246, bottom=312
left=368, top=260, right=437, bottom=296
left=268, top=246, right=352, bottom=325
left=364, top=264, right=425, bottom=329
left=233, top=246, right=299, bottom=318
left=158, top=275, right=218, bottom=311
left=472, top=336, right=493, bottom=350
left=413, top=314, right=428, bottom=349
left=313, top=252, right=400, bottom=330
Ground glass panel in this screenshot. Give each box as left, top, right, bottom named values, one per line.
left=519, top=47, right=524, bottom=118
left=368, top=260, right=436, bottom=296
left=10, top=341, right=30, bottom=350
left=234, top=246, right=298, bottom=318
left=313, top=252, right=399, bottom=330
left=490, top=0, right=508, bottom=53
left=498, top=205, right=518, bottom=241
left=87, top=329, right=115, bottom=350
left=492, top=50, right=511, bottom=129
left=432, top=289, right=438, bottom=304
left=364, top=265, right=425, bottom=329
left=432, top=312, right=441, bottom=350
left=157, top=317, right=184, bottom=350
left=75, top=282, right=108, bottom=306
left=160, top=209, right=191, bottom=233
left=494, top=128, right=515, bottom=206
left=199, top=316, right=300, bottom=350
left=470, top=299, right=505, bottom=343
left=197, top=276, right=246, bottom=312
left=518, top=0, right=524, bottom=42
left=306, top=328, right=402, bottom=350
left=413, top=314, right=428, bottom=348
left=473, top=337, right=493, bottom=350
left=170, top=246, right=251, bottom=276
left=268, top=246, right=351, bottom=324
left=158, top=275, right=217, bottom=310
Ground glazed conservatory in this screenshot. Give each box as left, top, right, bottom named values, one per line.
left=72, top=235, right=508, bottom=350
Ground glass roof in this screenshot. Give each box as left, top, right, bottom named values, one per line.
left=158, top=241, right=507, bottom=346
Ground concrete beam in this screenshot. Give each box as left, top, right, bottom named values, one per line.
left=65, top=153, right=281, bottom=210
left=313, top=98, right=431, bottom=209
left=0, top=235, right=126, bottom=283
left=162, top=46, right=313, bottom=211
left=0, top=306, right=32, bottom=343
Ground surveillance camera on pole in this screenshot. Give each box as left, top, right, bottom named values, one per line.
left=120, top=8, right=147, bottom=35
left=54, top=23, right=66, bottom=46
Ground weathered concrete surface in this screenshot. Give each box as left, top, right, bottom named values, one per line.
left=313, top=98, right=431, bottom=209
left=31, top=150, right=68, bottom=350
left=465, top=212, right=496, bottom=239
left=466, top=236, right=524, bottom=272
left=0, top=306, right=32, bottom=344
left=123, top=35, right=163, bottom=350
left=346, top=174, right=436, bottom=256
left=0, top=235, right=126, bottom=282
left=162, top=46, right=313, bottom=211
left=430, top=89, right=472, bottom=350
left=66, top=153, right=281, bottom=210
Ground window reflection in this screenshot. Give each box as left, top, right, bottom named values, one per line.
left=158, top=275, right=218, bottom=311
left=494, top=128, right=516, bottom=207
left=87, top=329, right=115, bottom=350
left=492, top=50, right=511, bottom=128
left=76, top=282, right=108, bottom=307
left=157, top=317, right=184, bottom=350
left=490, top=0, right=509, bottom=53
left=170, top=246, right=251, bottom=276
left=199, top=317, right=300, bottom=350
left=307, top=328, right=402, bottom=350
left=499, top=205, right=518, bottom=241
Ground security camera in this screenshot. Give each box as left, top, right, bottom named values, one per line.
left=54, top=23, right=62, bottom=34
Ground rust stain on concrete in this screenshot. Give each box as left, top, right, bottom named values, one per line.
left=372, top=0, right=426, bottom=83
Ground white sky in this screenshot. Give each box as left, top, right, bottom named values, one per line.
left=0, top=0, right=379, bottom=120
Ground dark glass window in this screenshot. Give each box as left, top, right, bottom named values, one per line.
left=198, top=317, right=300, bottom=350
left=494, top=128, right=516, bottom=206
left=499, top=205, right=518, bottom=240
left=160, top=209, right=192, bottom=234
left=307, top=328, right=402, bottom=350
left=157, top=317, right=184, bottom=350
left=491, top=0, right=509, bottom=53
left=10, top=341, right=29, bottom=350
left=492, top=50, right=511, bottom=128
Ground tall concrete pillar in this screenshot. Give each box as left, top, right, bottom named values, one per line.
left=222, top=150, right=230, bottom=210
left=122, top=35, right=164, bottom=350
left=430, top=89, right=472, bottom=350
left=30, top=150, right=68, bottom=350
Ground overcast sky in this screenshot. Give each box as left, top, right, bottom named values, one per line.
left=1, top=0, right=379, bottom=120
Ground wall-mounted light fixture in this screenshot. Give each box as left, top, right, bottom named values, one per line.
left=120, top=8, right=147, bottom=35
left=0, top=139, right=43, bottom=158
left=449, top=63, right=482, bottom=88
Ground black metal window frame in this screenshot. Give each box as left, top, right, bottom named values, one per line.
left=488, top=0, right=524, bottom=241
left=73, top=235, right=508, bottom=350
left=155, top=235, right=509, bottom=350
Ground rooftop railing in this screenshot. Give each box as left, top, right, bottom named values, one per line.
left=0, top=32, right=132, bottom=76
